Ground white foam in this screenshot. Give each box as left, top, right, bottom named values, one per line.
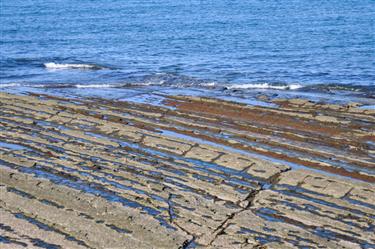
left=44, top=62, right=104, bottom=70
left=75, top=84, right=114, bottom=88
left=32, top=84, right=50, bottom=88
left=135, top=81, right=166, bottom=86
left=201, top=82, right=216, bottom=87
left=226, top=83, right=303, bottom=90
left=0, top=83, right=21, bottom=88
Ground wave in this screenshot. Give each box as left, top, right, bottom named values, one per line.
left=303, top=83, right=375, bottom=92
left=44, top=62, right=107, bottom=70
left=0, top=83, right=143, bottom=89
left=225, top=83, right=303, bottom=90
left=0, top=83, right=21, bottom=88
left=200, top=82, right=217, bottom=87
left=75, top=84, right=116, bottom=88
left=1, top=81, right=372, bottom=98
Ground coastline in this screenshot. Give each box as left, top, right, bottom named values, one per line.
left=0, top=92, right=374, bottom=248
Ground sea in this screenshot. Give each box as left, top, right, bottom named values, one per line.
left=1, top=0, right=374, bottom=103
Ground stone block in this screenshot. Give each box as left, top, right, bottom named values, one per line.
left=349, top=187, right=375, bottom=205
left=214, top=154, right=254, bottom=170
left=143, top=136, right=192, bottom=155
left=247, top=162, right=289, bottom=180
left=301, top=175, right=329, bottom=193
left=185, top=146, right=220, bottom=162
left=324, top=181, right=352, bottom=198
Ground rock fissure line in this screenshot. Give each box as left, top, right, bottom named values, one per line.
left=208, top=186, right=266, bottom=246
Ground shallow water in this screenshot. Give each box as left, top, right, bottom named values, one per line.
left=0, top=141, right=28, bottom=151
left=1, top=0, right=374, bottom=96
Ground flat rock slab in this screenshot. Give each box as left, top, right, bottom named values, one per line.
left=0, top=92, right=374, bottom=249
left=185, top=146, right=221, bottom=162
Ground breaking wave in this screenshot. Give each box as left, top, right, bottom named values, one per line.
left=0, top=82, right=160, bottom=89
left=0, top=83, right=21, bottom=88
left=75, top=84, right=116, bottom=88
left=1, top=79, right=373, bottom=97
left=44, top=62, right=107, bottom=70
left=225, top=83, right=303, bottom=90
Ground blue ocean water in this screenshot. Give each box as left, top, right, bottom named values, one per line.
left=1, top=0, right=374, bottom=94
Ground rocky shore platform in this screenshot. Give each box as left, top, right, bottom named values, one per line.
left=0, top=92, right=374, bottom=248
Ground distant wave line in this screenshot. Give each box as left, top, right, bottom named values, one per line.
left=75, top=84, right=116, bottom=88
left=3, top=82, right=371, bottom=94
left=225, top=83, right=303, bottom=90
left=44, top=62, right=107, bottom=70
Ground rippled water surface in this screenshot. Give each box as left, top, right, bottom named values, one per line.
left=1, top=0, right=374, bottom=93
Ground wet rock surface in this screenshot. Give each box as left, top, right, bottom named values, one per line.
left=0, top=92, right=374, bottom=248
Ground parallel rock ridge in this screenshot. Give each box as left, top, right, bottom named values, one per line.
left=0, top=92, right=374, bottom=249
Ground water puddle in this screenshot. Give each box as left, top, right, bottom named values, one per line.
left=0, top=141, right=28, bottom=151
